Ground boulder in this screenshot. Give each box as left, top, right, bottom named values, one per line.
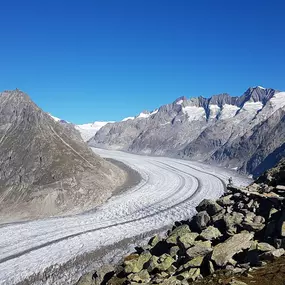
left=257, top=242, right=276, bottom=252
left=167, top=225, right=191, bottom=244
left=194, top=211, right=210, bottom=231
left=149, top=254, right=175, bottom=272
left=169, top=246, right=180, bottom=258
left=179, top=255, right=204, bottom=271
left=217, top=195, right=234, bottom=207
left=148, top=235, right=160, bottom=248
left=223, top=212, right=244, bottom=230
left=128, top=270, right=150, bottom=283
left=196, top=199, right=223, bottom=216
left=177, top=268, right=200, bottom=281
left=212, top=209, right=226, bottom=223
left=178, top=232, right=199, bottom=249
left=200, top=226, right=222, bottom=241
left=124, top=251, right=152, bottom=273
left=211, top=232, right=254, bottom=267
left=186, top=241, right=212, bottom=259
left=259, top=248, right=285, bottom=261
left=242, top=220, right=265, bottom=232
left=106, top=276, right=127, bottom=285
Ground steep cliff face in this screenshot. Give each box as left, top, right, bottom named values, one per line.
left=89, top=87, right=285, bottom=176
left=0, top=90, right=126, bottom=223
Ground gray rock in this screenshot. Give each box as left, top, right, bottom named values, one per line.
left=167, top=225, right=191, bottom=244
left=212, top=209, right=226, bottom=223
left=196, top=199, right=223, bottom=216
left=194, top=211, right=211, bottom=231
left=223, top=212, right=244, bottom=230
left=178, top=232, right=199, bottom=249
left=257, top=242, right=276, bottom=252
left=124, top=252, right=152, bottom=273
left=149, top=254, right=175, bottom=272
left=217, top=195, right=234, bottom=207
left=259, top=248, right=285, bottom=261
left=211, top=232, right=254, bottom=267
left=186, top=241, right=212, bottom=258
left=200, top=226, right=222, bottom=241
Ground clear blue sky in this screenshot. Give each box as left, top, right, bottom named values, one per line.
left=1, top=0, right=285, bottom=124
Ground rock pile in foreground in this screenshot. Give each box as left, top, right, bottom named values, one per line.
left=77, top=159, right=285, bottom=285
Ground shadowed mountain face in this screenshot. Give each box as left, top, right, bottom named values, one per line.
left=0, top=90, right=126, bottom=223
left=89, top=87, right=285, bottom=177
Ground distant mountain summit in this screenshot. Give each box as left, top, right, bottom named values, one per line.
left=89, top=86, right=285, bottom=177
left=0, top=90, right=126, bottom=223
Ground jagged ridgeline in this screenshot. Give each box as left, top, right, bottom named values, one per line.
left=0, top=90, right=126, bottom=223
left=89, top=87, right=285, bottom=177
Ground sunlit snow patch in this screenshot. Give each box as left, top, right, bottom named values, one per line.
left=182, top=106, right=206, bottom=121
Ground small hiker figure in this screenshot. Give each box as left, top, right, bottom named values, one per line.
left=228, top=176, right=233, bottom=187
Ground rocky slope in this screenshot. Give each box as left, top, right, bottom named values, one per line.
left=89, top=86, right=285, bottom=177
left=0, top=90, right=126, bottom=223
left=77, top=159, right=285, bottom=285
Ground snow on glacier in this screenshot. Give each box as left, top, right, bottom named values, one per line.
left=75, top=121, right=112, bottom=141
left=219, top=104, right=239, bottom=120
left=182, top=106, right=206, bottom=121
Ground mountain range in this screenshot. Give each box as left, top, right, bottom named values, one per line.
left=0, top=90, right=126, bottom=223
left=88, top=86, right=285, bottom=177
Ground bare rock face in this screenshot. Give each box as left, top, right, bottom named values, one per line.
left=89, top=86, right=285, bottom=177
left=0, top=90, right=126, bottom=223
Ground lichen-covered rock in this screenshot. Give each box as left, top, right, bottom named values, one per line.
left=178, top=232, right=199, bottom=249
left=196, top=199, right=223, bottom=216
left=212, top=209, right=226, bottom=223
left=257, top=242, right=276, bottom=252
left=124, top=251, right=152, bottom=273
left=128, top=270, right=151, bottom=283
left=186, top=241, right=212, bottom=258
left=177, top=267, right=200, bottom=281
left=260, top=248, right=285, bottom=261
left=148, top=235, right=160, bottom=248
left=179, top=255, right=204, bottom=271
left=211, top=232, right=254, bottom=267
left=149, top=254, right=175, bottom=272
left=200, top=226, right=222, bottom=241
left=106, top=276, right=127, bottom=285
left=166, top=225, right=191, bottom=244
left=223, top=212, right=244, bottom=230
left=242, top=220, right=265, bottom=232
left=217, top=195, right=234, bottom=207
left=169, top=246, right=180, bottom=258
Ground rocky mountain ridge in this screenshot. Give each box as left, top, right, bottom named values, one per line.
left=89, top=86, right=285, bottom=177
left=0, top=90, right=126, bottom=223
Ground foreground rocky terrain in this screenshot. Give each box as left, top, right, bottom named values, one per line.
left=0, top=90, right=126, bottom=223
left=89, top=86, right=285, bottom=177
left=77, top=158, right=285, bottom=285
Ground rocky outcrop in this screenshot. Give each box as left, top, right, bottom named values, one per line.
left=89, top=86, right=285, bottom=177
left=77, top=159, right=285, bottom=285
left=0, top=90, right=126, bottom=223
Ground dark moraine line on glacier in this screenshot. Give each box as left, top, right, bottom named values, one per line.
left=0, top=162, right=225, bottom=263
